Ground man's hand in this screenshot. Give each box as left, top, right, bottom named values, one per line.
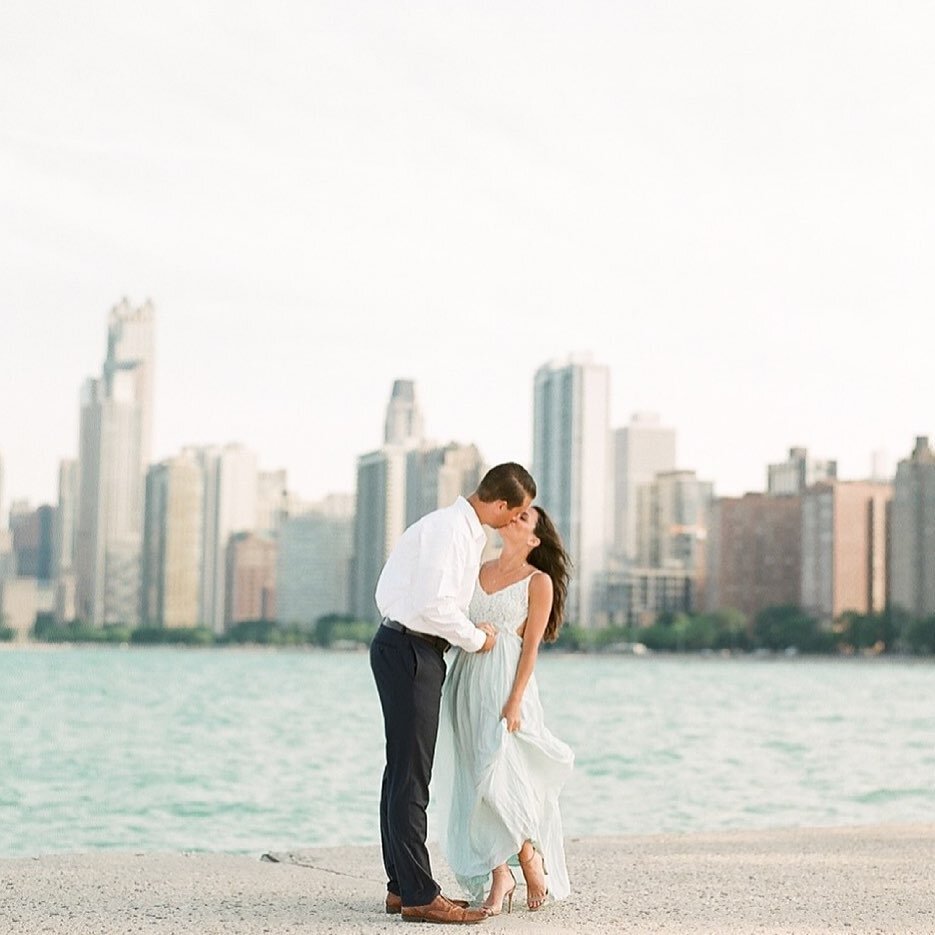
left=476, top=623, right=497, bottom=653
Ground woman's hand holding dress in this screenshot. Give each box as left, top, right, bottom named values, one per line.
left=501, top=699, right=522, bottom=733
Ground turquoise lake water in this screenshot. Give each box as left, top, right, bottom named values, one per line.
left=1, top=647, right=934, bottom=857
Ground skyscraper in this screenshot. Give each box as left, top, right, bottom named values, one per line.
left=351, top=381, right=427, bottom=622
left=800, top=480, right=892, bottom=620
left=405, top=442, right=485, bottom=528
left=599, top=468, right=710, bottom=627
left=613, top=413, right=677, bottom=562
left=192, top=444, right=259, bottom=634
left=890, top=436, right=935, bottom=620
left=0, top=455, right=11, bottom=586
left=705, top=493, right=802, bottom=619
left=384, top=379, right=424, bottom=446
left=141, top=455, right=204, bottom=629
left=9, top=502, right=54, bottom=580
left=105, top=298, right=156, bottom=466
left=278, top=495, right=354, bottom=627
left=225, top=532, right=277, bottom=626
left=768, top=447, right=837, bottom=495
left=74, top=299, right=154, bottom=627
left=533, top=354, right=610, bottom=626
left=52, top=460, right=78, bottom=581
left=352, top=446, right=409, bottom=621
left=635, top=470, right=713, bottom=575
left=256, top=469, right=290, bottom=536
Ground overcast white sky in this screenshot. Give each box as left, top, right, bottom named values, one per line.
left=2, top=1, right=933, bottom=508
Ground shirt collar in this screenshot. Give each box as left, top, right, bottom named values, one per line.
left=454, top=495, right=487, bottom=543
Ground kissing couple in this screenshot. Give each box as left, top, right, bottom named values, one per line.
left=370, top=462, right=574, bottom=924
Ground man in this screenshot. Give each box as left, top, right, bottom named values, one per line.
left=370, top=462, right=536, bottom=924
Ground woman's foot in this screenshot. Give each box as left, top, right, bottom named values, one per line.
left=518, top=844, right=549, bottom=911
left=481, top=864, right=517, bottom=916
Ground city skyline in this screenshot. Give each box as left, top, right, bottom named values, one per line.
left=2, top=300, right=932, bottom=634
left=4, top=3, right=935, bottom=508
left=0, top=307, right=916, bottom=511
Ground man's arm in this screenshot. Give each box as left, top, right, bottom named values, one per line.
left=416, top=577, right=488, bottom=652
left=405, top=525, right=489, bottom=652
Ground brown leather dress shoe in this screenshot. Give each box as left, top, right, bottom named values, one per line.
left=386, top=893, right=470, bottom=915
left=401, top=894, right=487, bottom=924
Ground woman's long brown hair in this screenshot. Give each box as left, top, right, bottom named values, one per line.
left=526, top=506, right=571, bottom=643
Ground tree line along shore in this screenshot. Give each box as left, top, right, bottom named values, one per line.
left=4, top=605, right=935, bottom=656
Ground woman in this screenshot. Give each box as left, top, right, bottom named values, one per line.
left=436, top=505, right=574, bottom=914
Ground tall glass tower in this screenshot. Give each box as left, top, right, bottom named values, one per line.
left=384, top=379, right=424, bottom=446
left=533, top=355, right=610, bottom=627
left=613, top=413, right=677, bottom=563
left=75, top=299, right=155, bottom=627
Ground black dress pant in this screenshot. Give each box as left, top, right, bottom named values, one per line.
left=370, top=625, right=447, bottom=908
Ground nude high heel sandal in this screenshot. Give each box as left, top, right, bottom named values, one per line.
left=481, top=866, right=517, bottom=916
left=518, top=849, right=549, bottom=911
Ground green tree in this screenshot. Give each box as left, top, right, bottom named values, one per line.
left=638, top=625, right=676, bottom=652
left=330, top=619, right=378, bottom=645
left=681, top=613, right=718, bottom=651
left=753, top=605, right=833, bottom=653
left=907, top=616, right=935, bottom=655
left=220, top=620, right=279, bottom=645
left=709, top=609, right=751, bottom=652
left=33, top=613, right=59, bottom=639
left=837, top=611, right=897, bottom=653
left=131, top=626, right=214, bottom=646
left=33, top=620, right=132, bottom=643
left=314, top=613, right=351, bottom=648
left=883, top=607, right=915, bottom=654
left=542, top=623, right=593, bottom=653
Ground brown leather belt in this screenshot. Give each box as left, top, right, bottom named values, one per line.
left=381, top=618, right=450, bottom=654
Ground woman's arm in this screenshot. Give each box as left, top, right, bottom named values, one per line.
left=501, top=572, right=553, bottom=732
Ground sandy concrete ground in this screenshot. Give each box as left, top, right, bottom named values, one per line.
left=2, top=824, right=933, bottom=934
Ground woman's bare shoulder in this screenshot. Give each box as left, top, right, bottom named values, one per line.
left=528, top=571, right=553, bottom=597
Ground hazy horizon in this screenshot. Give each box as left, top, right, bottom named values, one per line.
left=3, top=2, right=933, bottom=507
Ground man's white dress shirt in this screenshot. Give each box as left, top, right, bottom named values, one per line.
left=375, top=496, right=488, bottom=653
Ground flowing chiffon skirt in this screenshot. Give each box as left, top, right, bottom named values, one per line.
left=435, top=578, right=574, bottom=903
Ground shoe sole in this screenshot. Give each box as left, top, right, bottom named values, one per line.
left=401, top=919, right=484, bottom=925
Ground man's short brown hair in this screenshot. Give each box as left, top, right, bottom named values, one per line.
left=476, top=462, right=536, bottom=508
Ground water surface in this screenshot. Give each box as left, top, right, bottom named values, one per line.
left=2, top=647, right=933, bottom=857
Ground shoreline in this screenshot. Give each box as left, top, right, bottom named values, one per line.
left=3, top=823, right=933, bottom=933
left=3, top=641, right=934, bottom=664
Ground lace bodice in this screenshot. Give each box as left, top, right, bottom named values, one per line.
left=467, top=574, right=535, bottom=635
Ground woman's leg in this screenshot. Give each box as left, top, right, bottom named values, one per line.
left=518, top=840, right=548, bottom=910
left=481, top=863, right=517, bottom=915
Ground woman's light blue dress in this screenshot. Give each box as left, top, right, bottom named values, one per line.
left=435, top=574, right=574, bottom=903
